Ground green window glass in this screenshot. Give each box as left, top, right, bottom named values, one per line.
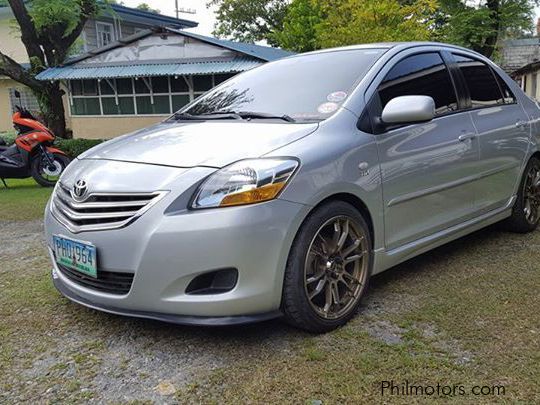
left=71, top=80, right=83, bottom=96
left=117, top=78, right=133, bottom=94
left=102, top=97, right=135, bottom=115
left=99, top=80, right=115, bottom=95
left=82, top=80, right=98, bottom=96
left=72, top=98, right=100, bottom=115
left=136, top=96, right=170, bottom=114
left=135, top=78, right=150, bottom=94
left=214, top=73, right=235, bottom=85
left=172, top=94, right=191, bottom=111
left=193, top=75, right=213, bottom=92
left=152, top=76, right=169, bottom=93
left=171, top=76, right=189, bottom=93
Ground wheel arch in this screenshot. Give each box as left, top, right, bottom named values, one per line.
left=530, top=150, right=540, bottom=162
left=289, top=192, right=375, bottom=251
left=312, top=193, right=375, bottom=248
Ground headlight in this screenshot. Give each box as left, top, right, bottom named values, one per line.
left=192, top=158, right=299, bottom=209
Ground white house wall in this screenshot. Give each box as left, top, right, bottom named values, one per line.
left=77, top=34, right=238, bottom=65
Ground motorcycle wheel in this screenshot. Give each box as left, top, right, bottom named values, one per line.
left=31, top=153, right=71, bottom=187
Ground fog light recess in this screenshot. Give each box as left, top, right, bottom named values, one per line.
left=185, top=268, right=238, bottom=295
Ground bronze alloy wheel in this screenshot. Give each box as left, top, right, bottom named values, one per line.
left=303, top=216, right=369, bottom=320
left=524, top=161, right=540, bottom=225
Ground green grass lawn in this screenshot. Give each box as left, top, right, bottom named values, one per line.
left=0, top=178, right=53, bottom=221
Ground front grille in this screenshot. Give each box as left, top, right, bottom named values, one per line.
left=51, top=183, right=167, bottom=233
left=57, top=263, right=134, bottom=295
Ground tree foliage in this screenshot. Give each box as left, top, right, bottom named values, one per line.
left=436, top=0, right=538, bottom=58
left=0, top=0, right=103, bottom=138
left=315, top=0, right=438, bottom=49
left=211, top=0, right=539, bottom=58
left=136, top=3, right=160, bottom=14
left=270, top=0, right=323, bottom=52
left=208, top=0, right=289, bottom=45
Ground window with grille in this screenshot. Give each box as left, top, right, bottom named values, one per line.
left=8, top=88, right=40, bottom=114
left=97, top=22, right=114, bottom=47
left=68, top=74, right=236, bottom=116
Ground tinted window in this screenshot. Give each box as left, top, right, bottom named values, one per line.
left=378, top=53, right=458, bottom=116
left=183, top=49, right=386, bottom=121
left=453, top=54, right=505, bottom=108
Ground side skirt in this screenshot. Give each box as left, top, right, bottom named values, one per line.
left=372, top=196, right=516, bottom=274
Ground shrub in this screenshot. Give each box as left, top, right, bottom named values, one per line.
left=0, top=132, right=104, bottom=158
left=55, top=139, right=104, bottom=158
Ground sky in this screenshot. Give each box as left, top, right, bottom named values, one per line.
left=120, top=0, right=218, bottom=35
left=121, top=1, right=540, bottom=38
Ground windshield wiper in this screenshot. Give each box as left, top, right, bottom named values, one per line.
left=172, top=111, right=243, bottom=121
left=235, top=111, right=296, bottom=123
left=172, top=110, right=296, bottom=123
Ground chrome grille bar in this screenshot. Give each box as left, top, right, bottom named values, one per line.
left=51, top=183, right=168, bottom=233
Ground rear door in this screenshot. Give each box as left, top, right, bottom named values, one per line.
left=451, top=53, right=530, bottom=213
left=367, top=51, right=480, bottom=250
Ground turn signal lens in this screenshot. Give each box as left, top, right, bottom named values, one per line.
left=192, top=158, right=299, bottom=209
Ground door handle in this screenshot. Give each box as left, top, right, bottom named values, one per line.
left=458, top=133, right=476, bottom=142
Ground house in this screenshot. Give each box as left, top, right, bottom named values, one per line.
left=0, top=3, right=198, bottom=132
left=509, top=61, right=540, bottom=100
left=35, top=27, right=293, bottom=138
left=500, top=38, right=540, bottom=75
left=499, top=19, right=540, bottom=100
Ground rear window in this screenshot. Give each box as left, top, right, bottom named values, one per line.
left=453, top=54, right=505, bottom=108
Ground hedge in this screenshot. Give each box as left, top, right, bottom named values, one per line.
left=0, top=132, right=104, bottom=158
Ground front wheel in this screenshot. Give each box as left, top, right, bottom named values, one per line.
left=31, top=152, right=71, bottom=187
left=282, top=201, right=372, bottom=333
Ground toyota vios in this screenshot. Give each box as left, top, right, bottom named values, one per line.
left=45, top=43, right=540, bottom=332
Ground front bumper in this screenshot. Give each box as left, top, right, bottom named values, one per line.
left=45, top=177, right=308, bottom=323
left=51, top=271, right=282, bottom=326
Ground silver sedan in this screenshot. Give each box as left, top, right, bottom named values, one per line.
left=45, top=42, right=540, bottom=332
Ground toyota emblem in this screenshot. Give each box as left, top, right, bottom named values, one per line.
left=73, top=180, right=88, bottom=200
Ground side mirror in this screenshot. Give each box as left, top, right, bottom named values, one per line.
left=381, top=95, right=435, bottom=125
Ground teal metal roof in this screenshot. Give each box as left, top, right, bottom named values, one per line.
left=36, top=58, right=262, bottom=80
left=167, top=28, right=295, bottom=62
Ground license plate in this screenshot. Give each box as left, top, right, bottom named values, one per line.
left=53, top=235, right=97, bottom=278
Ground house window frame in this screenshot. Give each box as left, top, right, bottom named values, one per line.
left=68, top=75, right=225, bottom=117
left=96, top=21, right=115, bottom=48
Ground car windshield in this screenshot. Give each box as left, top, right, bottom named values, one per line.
left=179, top=49, right=387, bottom=122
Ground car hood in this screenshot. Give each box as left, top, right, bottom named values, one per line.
left=79, top=121, right=319, bottom=168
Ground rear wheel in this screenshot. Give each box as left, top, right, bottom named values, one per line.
left=282, top=201, right=372, bottom=333
left=31, top=152, right=71, bottom=187
left=504, top=156, right=540, bottom=233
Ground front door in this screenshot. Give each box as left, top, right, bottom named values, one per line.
left=370, top=52, right=481, bottom=250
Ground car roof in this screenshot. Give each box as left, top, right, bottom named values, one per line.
left=294, top=42, right=484, bottom=59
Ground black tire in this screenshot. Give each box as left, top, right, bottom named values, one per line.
left=31, top=152, right=71, bottom=187
left=282, top=201, right=373, bottom=333
left=503, top=156, right=540, bottom=233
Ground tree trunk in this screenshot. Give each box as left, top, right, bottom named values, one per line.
left=35, top=82, right=69, bottom=139
left=477, top=0, right=500, bottom=59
